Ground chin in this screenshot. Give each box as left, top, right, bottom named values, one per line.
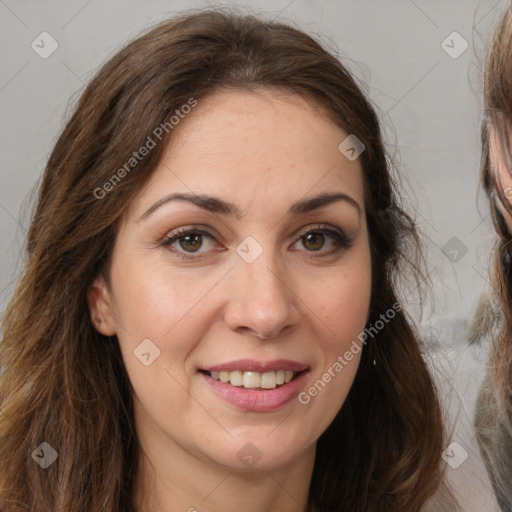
left=203, top=435, right=310, bottom=473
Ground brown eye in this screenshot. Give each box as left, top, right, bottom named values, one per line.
left=302, top=232, right=324, bottom=251
left=179, top=234, right=203, bottom=252
left=290, top=225, right=353, bottom=257
left=162, top=228, right=218, bottom=259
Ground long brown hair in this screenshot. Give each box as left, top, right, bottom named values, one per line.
left=0, top=8, right=449, bottom=511
left=474, top=2, right=512, bottom=508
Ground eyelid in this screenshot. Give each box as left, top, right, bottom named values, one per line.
left=161, top=226, right=218, bottom=248
left=290, top=224, right=353, bottom=255
left=162, top=225, right=219, bottom=243
left=293, top=223, right=346, bottom=240
left=161, top=223, right=353, bottom=260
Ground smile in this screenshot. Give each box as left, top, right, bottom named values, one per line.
left=201, top=369, right=296, bottom=390
left=198, top=359, right=310, bottom=412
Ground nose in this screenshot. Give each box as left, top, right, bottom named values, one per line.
left=223, top=251, right=301, bottom=340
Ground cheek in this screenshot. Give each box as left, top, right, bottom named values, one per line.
left=107, top=255, right=229, bottom=396
left=324, top=276, right=370, bottom=326
left=110, top=253, right=221, bottom=341
left=312, top=260, right=372, bottom=347
left=294, top=261, right=369, bottom=422
left=306, top=253, right=371, bottom=391
left=110, top=266, right=221, bottom=423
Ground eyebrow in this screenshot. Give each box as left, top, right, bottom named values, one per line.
left=138, top=191, right=361, bottom=222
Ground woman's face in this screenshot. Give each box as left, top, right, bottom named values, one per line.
left=89, top=89, right=372, bottom=473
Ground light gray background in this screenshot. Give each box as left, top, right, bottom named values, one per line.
left=0, top=0, right=506, bottom=337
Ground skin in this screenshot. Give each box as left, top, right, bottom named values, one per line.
left=489, top=123, right=512, bottom=233
left=88, top=88, right=372, bottom=512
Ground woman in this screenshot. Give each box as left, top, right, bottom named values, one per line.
left=0, top=8, right=454, bottom=511
left=472, top=3, right=512, bottom=510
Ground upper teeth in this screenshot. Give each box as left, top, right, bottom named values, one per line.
left=209, top=370, right=295, bottom=389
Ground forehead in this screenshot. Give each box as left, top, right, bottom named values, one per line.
left=129, top=88, right=366, bottom=220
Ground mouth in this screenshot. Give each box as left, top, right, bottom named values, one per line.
left=197, top=359, right=310, bottom=411
left=198, top=369, right=306, bottom=390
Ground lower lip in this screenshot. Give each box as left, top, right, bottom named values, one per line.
left=199, top=371, right=309, bottom=412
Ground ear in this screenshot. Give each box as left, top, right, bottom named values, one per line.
left=87, top=275, right=117, bottom=336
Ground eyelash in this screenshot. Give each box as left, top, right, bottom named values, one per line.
left=161, top=224, right=353, bottom=261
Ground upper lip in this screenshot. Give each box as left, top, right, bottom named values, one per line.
left=200, top=359, right=309, bottom=373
